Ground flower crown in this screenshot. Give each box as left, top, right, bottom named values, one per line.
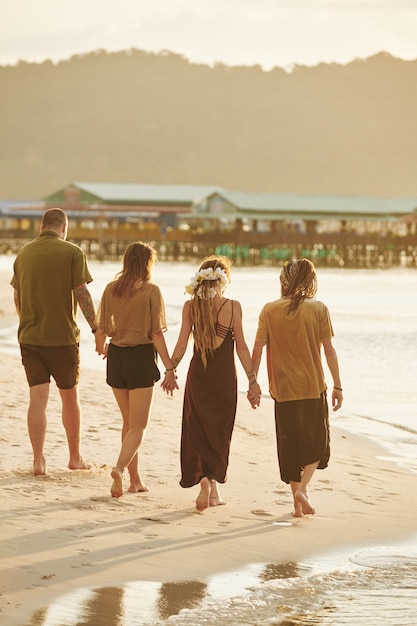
left=185, top=266, right=230, bottom=299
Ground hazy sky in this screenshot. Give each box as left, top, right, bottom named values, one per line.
left=2, top=0, right=417, bottom=70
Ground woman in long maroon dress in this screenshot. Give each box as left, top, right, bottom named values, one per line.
left=169, top=256, right=261, bottom=511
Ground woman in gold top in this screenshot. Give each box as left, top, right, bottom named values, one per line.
left=252, top=259, right=343, bottom=517
left=95, top=242, right=178, bottom=498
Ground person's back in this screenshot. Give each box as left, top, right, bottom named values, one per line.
left=11, top=208, right=96, bottom=475
left=13, top=233, right=90, bottom=346
left=252, top=258, right=343, bottom=517
left=259, top=296, right=332, bottom=402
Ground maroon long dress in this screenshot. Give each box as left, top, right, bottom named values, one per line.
left=180, top=307, right=237, bottom=488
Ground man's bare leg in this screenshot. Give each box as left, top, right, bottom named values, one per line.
left=27, top=383, right=49, bottom=475
left=294, top=461, right=319, bottom=515
left=59, top=387, right=91, bottom=471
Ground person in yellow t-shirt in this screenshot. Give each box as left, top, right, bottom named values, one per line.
left=251, top=258, right=343, bottom=517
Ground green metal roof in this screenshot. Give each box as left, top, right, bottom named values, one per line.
left=45, top=182, right=224, bottom=205
left=206, top=191, right=417, bottom=219
left=42, top=182, right=417, bottom=221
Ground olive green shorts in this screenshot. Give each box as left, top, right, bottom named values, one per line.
left=20, top=344, right=80, bottom=389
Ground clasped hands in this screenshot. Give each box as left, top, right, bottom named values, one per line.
left=161, top=370, right=179, bottom=396
left=247, top=381, right=261, bottom=409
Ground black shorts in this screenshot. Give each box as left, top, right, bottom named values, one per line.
left=20, top=344, right=80, bottom=389
left=274, top=391, right=330, bottom=484
left=106, top=342, right=161, bottom=390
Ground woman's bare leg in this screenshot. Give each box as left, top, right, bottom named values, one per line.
left=290, top=481, right=303, bottom=517
left=196, top=476, right=212, bottom=511
left=209, top=480, right=226, bottom=506
left=294, top=461, right=319, bottom=515
left=111, top=386, right=153, bottom=497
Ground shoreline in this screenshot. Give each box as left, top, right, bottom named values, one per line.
left=2, top=354, right=417, bottom=625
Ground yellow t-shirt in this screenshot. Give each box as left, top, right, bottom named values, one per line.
left=96, top=281, right=167, bottom=347
left=255, top=297, right=333, bottom=402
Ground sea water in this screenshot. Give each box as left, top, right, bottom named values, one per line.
left=2, top=256, right=417, bottom=625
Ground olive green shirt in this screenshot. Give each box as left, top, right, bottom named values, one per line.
left=11, top=231, right=93, bottom=346
left=255, top=297, right=334, bottom=402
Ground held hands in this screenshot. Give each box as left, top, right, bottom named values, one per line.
left=94, top=328, right=108, bottom=359
left=161, top=369, right=179, bottom=396
left=247, top=381, right=262, bottom=409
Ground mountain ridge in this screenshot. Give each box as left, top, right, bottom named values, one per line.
left=1, top=49, right=416, bottom=200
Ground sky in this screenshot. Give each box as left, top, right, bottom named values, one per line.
left=1, top=0, right=417, bottom=70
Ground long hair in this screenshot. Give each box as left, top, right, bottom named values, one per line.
left=112, top=241, right=156, bottom=297
left=280, top=258, right=317, bottom=313
left=189, top=255, right=232, bottom=367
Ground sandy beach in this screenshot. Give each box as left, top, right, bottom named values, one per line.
left=1, top=271, right=417, bottom=625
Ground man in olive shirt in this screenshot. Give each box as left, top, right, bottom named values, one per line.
left=11, top=208, right=97, bottom=475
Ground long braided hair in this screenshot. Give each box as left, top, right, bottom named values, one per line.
left=280, top=258, right=317, bottom=313
left=188, top=255, right=231, bottom=367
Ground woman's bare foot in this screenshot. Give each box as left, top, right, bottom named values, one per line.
left=196, top=476, right=211, bottom=512
left=208, top=480, right=226, bottom=506
left=68, top=456, right=92, bottom=471
left=111, top=467, right=124, bottom=498
left=209, top=496, right=226, bottom=506
left=33, top=456, right=46, bottom=476
left=292, top=501, right=303, bottom=518
left=295, top=490, right=316, bottom=515
left=128, top=480, right=149, bottom=493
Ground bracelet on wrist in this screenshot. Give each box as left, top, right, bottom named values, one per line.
left=334, top=386, right=343, bottom=391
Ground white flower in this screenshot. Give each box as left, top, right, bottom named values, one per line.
left=184, top=266, right=229, bottom=298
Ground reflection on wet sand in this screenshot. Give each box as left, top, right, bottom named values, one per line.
left=261, top=561, right=306, bottom=581
left=27, top=587, right=125, bottom=626
left=81, top=587, right=124, bottom=626
left=157, top=581, right=207, bottom=620
left=25, top=563, right=284, bottom=624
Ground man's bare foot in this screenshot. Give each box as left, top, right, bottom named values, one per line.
left=68, top=457, right=92, bottom=471
left=196, top=476, right=211, bottom=512
left=111, top=467, right=123, bottom=498
left=128, top=480, right=149, bottom=493
left=209, top=496, right=226, bottom=507
left=295, top=490, right=316, bottom=515
left=33, top=457, right=46, bottom=476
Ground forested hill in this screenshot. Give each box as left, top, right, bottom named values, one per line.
left=1, top=49, right=416, bottom=199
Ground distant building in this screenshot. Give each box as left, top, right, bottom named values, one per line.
left=2, top=182, right=417, bottom=243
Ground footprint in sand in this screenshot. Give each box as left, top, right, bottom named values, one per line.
left=250, top=509, right=273, bottom=516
